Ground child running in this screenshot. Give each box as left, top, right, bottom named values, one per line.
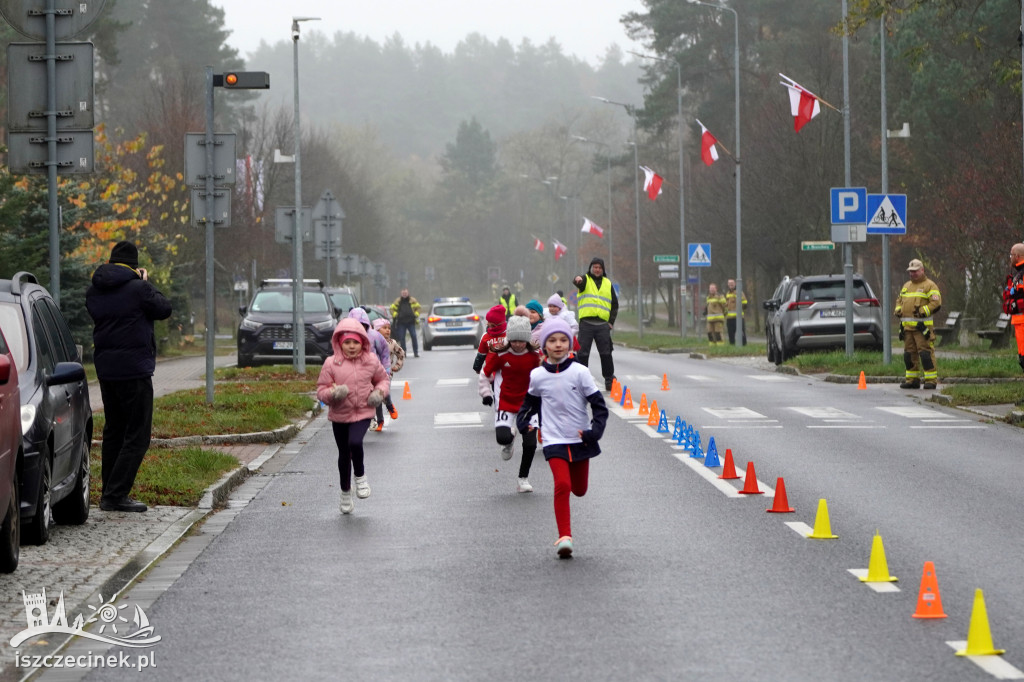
left=473, top=304, right=509, bottom=373
left=316, top=318, right=390, bottom=514
left=372, top=317, right=403, bottom=428
left=517, top=319, right=607, bottom=558
left=348, top=307, right=390, bottom=431
left=478, top=316, right=541, bottom=493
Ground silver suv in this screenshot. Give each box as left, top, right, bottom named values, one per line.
left=762, top=274, right=883, bottom=364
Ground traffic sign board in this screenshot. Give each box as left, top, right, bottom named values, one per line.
left=830, top=187, right=867, bottom=224
left=687, top=243, right=711, bottom=267
left=657, top=264, right=679, bottom=271
left=190, top=188, right=231, bottom=227
left=801, top=241, right=835, bottom=251
left=0, top=0, right=107, bottom=41
left=7, top=42, right=94, bottom=131
left=7, top=130, right=93, bottom=174
left=274, top=206, right=312, bottom=243
left=185, top=133, right=237, bottom=186
left=865, top=194, right=907, bottom=235
left=658, top=271, right=680, bottom=279
left=653, top=254, right=680, bottom=263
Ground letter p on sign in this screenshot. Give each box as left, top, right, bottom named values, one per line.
left=830, top=187, right=866, bottom=224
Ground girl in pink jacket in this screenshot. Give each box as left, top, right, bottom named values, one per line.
left=316, top=318, right=390, bottom=514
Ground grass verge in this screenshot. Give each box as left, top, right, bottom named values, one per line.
left=89, top=446, right=239, bottom=507
left=613, top=330, right=766, bottom=356
left=789, top=349, right=1022, bottom=377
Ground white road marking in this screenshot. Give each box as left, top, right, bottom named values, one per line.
left=703, top=407, right=769, bottom=420
left=944, top=642, right=1024, bottom=679
left=686, top=375, right=715, bottom=382
left=436, top=378, right=469, bottom=387
left=622, top=374, right=661, bottom=382
left=670, top=451, right=744, bottom=497
left=785, top=521, right=815, bottom=537
left=747, top=375, right=792, bottom=382
left=807, top=425, right=883, bottom=429
left=789, top=407, right=858, bottom=419
left=700, top=424, right=784, bottom=429
left=433, top=412, right=482, bottom=428
left=910, top=425, right=987, bottom=429
left=637, top=424, right=668, bottom=438
left=876, top=405, right=945, bottom=419
left=847, top=568, right=901, bottom=593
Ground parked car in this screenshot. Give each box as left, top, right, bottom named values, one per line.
left=325, top=286, right=359, bottom=317
left=361, top=305, right=392, bottom=325
left=0, top=272, right=92, bottom=546
left=421, top=297, right=484, bottom=351
left=762, top=274, right=883, bottom=364
left=0, top=325, right=21, bottom=571
left=237, top=279, right=342, bottom=367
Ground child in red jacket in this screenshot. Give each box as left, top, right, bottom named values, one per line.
left=473, top=304, right=510, bottom=373
left=479, top=315, right=541, bottom=493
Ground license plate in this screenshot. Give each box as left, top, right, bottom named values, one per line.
left=820, top=308, right=844, bottom=318
left=445, top=320, right=463, bottom=327
left=273, top=341, right=294, bottom=350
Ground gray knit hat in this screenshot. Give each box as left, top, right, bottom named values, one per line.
left=505, top=315, right=532, bottom=343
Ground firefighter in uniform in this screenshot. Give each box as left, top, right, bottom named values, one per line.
left=725, top=278, right=748, bottom=345
left=704, top=283, right=727, bottom=345
left=1002, top=242, right=1024, bottom=375
left=895, top=258, right=942, bottom=389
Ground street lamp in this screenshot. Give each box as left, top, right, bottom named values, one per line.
left=291, top=15, right=320, bottom=373
left=591, top=96, right=643, bottom=340
left=688, top=0, right=743, bottom=345
left=629, top=51, right=687, bottom=338
left=571, top=135, right=614, bottom=289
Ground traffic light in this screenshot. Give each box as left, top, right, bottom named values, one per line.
left=214, top=71, right=270, bottom=89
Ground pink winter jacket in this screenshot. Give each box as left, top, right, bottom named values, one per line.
left=316, top=319, right=390, bottom=423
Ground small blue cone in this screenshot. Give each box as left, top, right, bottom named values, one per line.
left=679, top=424, right=692, bottom=448
left=619, top=385, right=627, bottom=406
left=671, top=417, right=683, bottom=441
left=689, top=430, right=704, bottom=458
left=674, top=421, right=688, bottom=445
left=704, top=437, right=721, bottom=467
left=657, top=409, right=670, bottom=433
left=691, top=442, right=705, bottom=459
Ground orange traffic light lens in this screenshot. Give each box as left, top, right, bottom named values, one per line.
left=225, top=73, right=238, bottom=86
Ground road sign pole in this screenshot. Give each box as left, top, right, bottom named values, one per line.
left=204, top=67, right=216, bottom=405
left=45, top=0, right=60, bottom=304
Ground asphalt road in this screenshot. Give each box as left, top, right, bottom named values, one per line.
left=74, top=346, right=1023, bottom=682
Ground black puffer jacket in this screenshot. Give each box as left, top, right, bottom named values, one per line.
left=86, top=263, right=172, bottom=381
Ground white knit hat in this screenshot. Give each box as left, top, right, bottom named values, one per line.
left=505, top=315, right=532, bottom=343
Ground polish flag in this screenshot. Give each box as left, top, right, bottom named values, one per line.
left=581, top=218, right=604, bottom=238
left=780, top=74, right=822, bottom=132
left=640, top=166, right=663, bottom=200
left=533, top=237, right=545, bottom=252
left=697, top=119, right=719, bottom=166
left=553, top=240, right=568, bottom=261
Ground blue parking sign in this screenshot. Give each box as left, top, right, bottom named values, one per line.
left=830, top=187, right=867, bottom=224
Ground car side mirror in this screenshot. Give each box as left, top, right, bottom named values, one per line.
left=46, top=361, right=86, bottom=386
left=333, top=306, right=343, bottom=318
left=239, top=305, right=247, bottom=316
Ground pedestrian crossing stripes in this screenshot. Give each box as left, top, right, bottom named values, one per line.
left=436, top=378, right=470, bottom=387
left=433, top=412, right=482, bottom=428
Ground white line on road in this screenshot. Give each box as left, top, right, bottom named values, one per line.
left=747, top=375, right=793, bottom=382
left=910, top=425, right=987, bottom=429
left=434, top=412, right=482, bottom=427
left=944, top=642, right=1024, bottom=679
left=700, top=425, right=784, bottom=429
left=685, top=375, right=715, bottom=382
left=670, top=451, right=744, bottom=497
left=847, top=569, right=901, bottom=593
left=785, top=521, right=815, bottom=537
left=807, top=425, right=883, bottom=429
left=704, top=407, right=769, bottom=420
left=436, top=378, right=469, bottom=387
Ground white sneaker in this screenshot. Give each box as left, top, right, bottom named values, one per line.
left=355, top=475, right=371, bottom=499
left=339, top=490, right=354, bottom=514
left=516, top=478, right=533, bottom=493
left=500, top=443, right=513, bottom=461
left=555, top=536, right=573, bottom=559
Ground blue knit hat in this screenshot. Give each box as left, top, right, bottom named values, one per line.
left=525, top=300, right=544, bottom=316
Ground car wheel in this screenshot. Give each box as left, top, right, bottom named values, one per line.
left=0, top=470, right=20, bottom=573
left=52, top=438, right=90, bottom=526
left=766, top=336, right=777, bottom=363
left=23, top=453, right=51, bottom=546
left=423, top=342, right=432, bottom=351
left=237, top=353, right=254, bottom=368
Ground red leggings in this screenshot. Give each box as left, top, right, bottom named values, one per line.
left=548, top=458, right=590, bottom=538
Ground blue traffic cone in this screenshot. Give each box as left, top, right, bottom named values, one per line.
left=671, top=416, right=683, bottom=441
left=690, top=430, right=704, bottom=458
left=704, top=437, right=721, bottom=467
left=691, top=442, right=705, bottom=459
left=619, top=385, right=627, bottom=406
left=657, top=409, right=670, bottom=433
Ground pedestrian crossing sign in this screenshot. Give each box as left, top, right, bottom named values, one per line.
left=687, top=243, right=711, bottom=267
left=865, top=194, right=907, bottom=235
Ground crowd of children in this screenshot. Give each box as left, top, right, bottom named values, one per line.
left=317, top=287, right=608, bottom=559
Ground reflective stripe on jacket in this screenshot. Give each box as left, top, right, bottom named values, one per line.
left=725, top=291, right=747, bottom=318
left=578, top=277, right=612, bottom=321
left=706, top=295, right=727, bottom=322
left=896, top=278, right=941, bottom=329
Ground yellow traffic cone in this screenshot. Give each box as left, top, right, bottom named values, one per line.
left=955, top=589, right=1006, bottom=656
left=860, top=531, right=898, bottom=582
left=807, top=499, right=838, bottom=539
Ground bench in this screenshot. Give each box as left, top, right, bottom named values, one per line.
left=977, top=313, right=1012, bottom=349
left=933, top=311, right=962, bottom=346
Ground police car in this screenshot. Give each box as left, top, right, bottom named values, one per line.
left=421, top=297, right=483, bottom=351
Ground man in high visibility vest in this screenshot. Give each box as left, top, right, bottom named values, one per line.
left=725, top=278, right=747, bottom=345
left=704, top=283, right=727, bottom=345
left=499, top=286, right=518, bottom=319
left=572, top=257, right=618, bottom=391
left=895, top=258, right=942, bottom=389
left=1003, top=243, right=1024, bottom=376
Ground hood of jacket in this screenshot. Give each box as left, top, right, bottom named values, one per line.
left=91, top=262, right=140, bottom=291
left=330, top=318, right=373, bottom=359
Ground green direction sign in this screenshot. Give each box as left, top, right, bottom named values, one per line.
left=801, top=241, right=835, bottom=251
left=653, top=254, right=680, bottom=263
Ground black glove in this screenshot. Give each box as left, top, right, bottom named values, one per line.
left=898, top=327, right=905, bottom=342
left=916, top=321, right=926, bottom=332
left=580, top=429, right=599, bottom=447
left=923, top=327, right=932, bottom=340
left=482, top=396, right=493, bottom=406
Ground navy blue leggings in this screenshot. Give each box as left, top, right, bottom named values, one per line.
left=332, top=419, right=371, bottom=491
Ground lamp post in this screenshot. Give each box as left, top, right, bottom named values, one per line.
left=630, top=51, right=687, bottom=338
left=592, top=96, right=643, bottom=339
left=688, top=0, right=743, bottom=345
left=571, top=135, right=614, bottom=279
left=290, top=16, right=320, bottom=374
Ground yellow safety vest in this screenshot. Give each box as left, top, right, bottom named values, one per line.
left=501, top=294, right=517, bottom=316
left=578, top=277, right=612, bottom=321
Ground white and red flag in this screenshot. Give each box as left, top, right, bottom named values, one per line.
left=533, top=237, right=545, bottom=252
left=639, top=166, right=663, bottom=200
left=580, top=217, right=604, bottom=238
left=553, top=240, right=568, bottom=261
left=696, top=119, right=719, bottom=166
left=779, top=74, right=822, bottom=132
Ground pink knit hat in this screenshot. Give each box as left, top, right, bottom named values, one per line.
left=372, top=317, right=390, bottom=331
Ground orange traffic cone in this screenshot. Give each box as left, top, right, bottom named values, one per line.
left=718, top=448, right=740, bottom=480
left=638, top=393, right=649, bottom=416
left=857, top=371, right=867, bottom=390
left=738, top=461, right=763, bottom=494
left=647, top=400, right=660, bottom=426
left=912, top=561, right=947, bottom=619
left=610, top=379, right=622, bottom=403
left=661, top=373, right=670, bottom=391
left=402, top=381, right=411, bottom=400
left=622, top=388, right=633, bottom=410
left=767, top=477, right=795, bottom=512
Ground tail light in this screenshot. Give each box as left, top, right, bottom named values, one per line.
left=469, top=315, right=480, bottom=321
left=855, top=298, right=880, bottom=307
left=786, top=301, right=814, bottom=311
left=427, top=316, right=441, bottom=323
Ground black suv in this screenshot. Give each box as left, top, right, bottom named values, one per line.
left=0, top=273, right=93, bottom=545
left=237, top=279, right=340, bottom=367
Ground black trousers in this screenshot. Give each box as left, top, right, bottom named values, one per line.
left=332, top=419, right=372, bottom=491
left=99, top=377, right=154, bottom=501
left=726, top=318, right=747, bottom=345
left=576, top=319, right=615, bottom=384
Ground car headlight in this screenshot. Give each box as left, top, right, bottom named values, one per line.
left=20, top=404, right=36, bottom=434
left=311, top=319, right=335, bottom=332
left=240, top=318, right=262, bottom=332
